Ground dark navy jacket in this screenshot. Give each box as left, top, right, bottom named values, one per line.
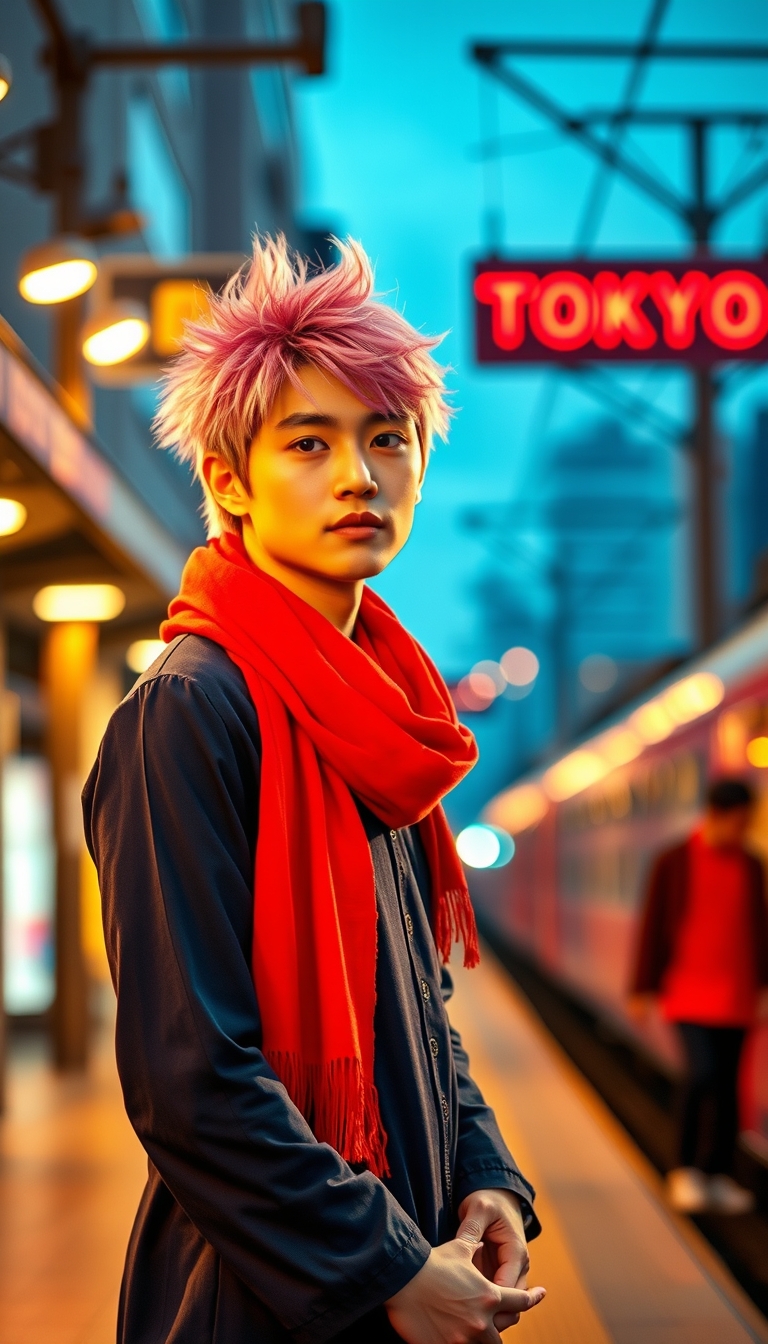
left=83, top=634, right=538, bottom=1344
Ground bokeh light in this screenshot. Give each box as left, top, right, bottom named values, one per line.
left=456, top=824, right=515, bottom=869
left=126, top=639, right=166, bottom=674
left=579, top=653, right=618, bottom=693
left=485, top=783, right=548, bottom=835
left=543, top=749, right=610, bottom=802
left=0, top=498, right=27, bottom=537
left=747, top=736, right=768, bottom=768
left=500, top=646, right=539, bottom=687
left=33, top=584, right=125, bottom=622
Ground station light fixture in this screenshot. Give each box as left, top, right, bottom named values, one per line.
left=0, top=498, right=27, bottom=537
left=33, top=583, right=125, bottom=623
left=18, top=236, right=98, bottom=305
left=126, top=639, right=165, bottom=674
left=0, top=55, right=12, bottom=102
left=82, top=300, right=150, bottom=367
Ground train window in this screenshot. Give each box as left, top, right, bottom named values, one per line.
left=607, top=779, right=632, bottom=820
left=675, top=753, right=700, bottom=806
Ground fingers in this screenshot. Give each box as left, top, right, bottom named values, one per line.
left=456, top=1214, right=485, bottom=1244
left=494, top=1311, right=521, bottom=1330
left=479, top=1326, right=504, bottom=1344
left=497, top=1285, right=546, bottom=1316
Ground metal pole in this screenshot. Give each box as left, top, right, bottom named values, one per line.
left=689, top=119, right=718, bottom=648
left=50, top=33, right=92, bottom=424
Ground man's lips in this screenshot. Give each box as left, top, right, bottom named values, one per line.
left=327, top=512, right=385, bottom=536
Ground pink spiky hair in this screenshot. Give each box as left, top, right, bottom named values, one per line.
left=154, top=234, right=452, bottom=535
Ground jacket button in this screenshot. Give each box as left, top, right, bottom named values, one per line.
left=441, top=1093, right=450, bottom=1121
left=430, top=1037, right=439, bottom=1058
left=390, top=829, right=397, bottom=840
left=421, top=979, right=431, bottom=1002
left=405, top=911, right=414, bottom=938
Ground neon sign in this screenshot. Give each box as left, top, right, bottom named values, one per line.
left=473, top=260, right=768, bottom=363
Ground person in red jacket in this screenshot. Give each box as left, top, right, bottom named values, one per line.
left=630, top=777, right=768, bottom=1215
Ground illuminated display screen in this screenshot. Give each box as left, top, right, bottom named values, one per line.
left=473, top=259, right=768, bottom=364
left=3, top=756, right=55, bottom=1016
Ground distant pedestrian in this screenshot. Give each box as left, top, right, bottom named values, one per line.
left=630, top=777, right=768, bottom=1214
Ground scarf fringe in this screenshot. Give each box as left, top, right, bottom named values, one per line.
left=265, top=1051, right=390, bottom=1178
left=436, top=887, right=480, bottom=969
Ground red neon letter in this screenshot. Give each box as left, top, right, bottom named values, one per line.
left=649, top=271, right=708, bottom=349
left=592, top=271, right=657, bottom=350
left=701, top=270, right=768, bottom=351
left=474, top=271, right=537, bottom=350
left=529, top=271, right=595, bottom=351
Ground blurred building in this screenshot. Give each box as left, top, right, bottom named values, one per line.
left=0, top=0, right=305, bottom=550
left=0, top=0, right=309, bottom=1049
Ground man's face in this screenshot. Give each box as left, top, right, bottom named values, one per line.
left=703, top=805, right=753, bottom=847
left=237, top=364, right=424, bottom=585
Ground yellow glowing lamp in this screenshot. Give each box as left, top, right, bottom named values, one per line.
left=0, top=55, right=11, bottom=102
left=662, top=672, right=724, bottom=725
left=82, top=301, right=150, bottom=367
left=485, top=782, right=549, bottom=835
left=126, top=639, right=166, bottom=674
left=543, top=749, right=609, bottom=802
left=0, top=498, right=27, bottom=537
left=747, top=736, right=768, bottom=768
left=19, top=236, right=98, bottom=305
left=33, top=584, right=125, bottom=623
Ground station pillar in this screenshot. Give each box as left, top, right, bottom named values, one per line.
left=42, top=621, right=98, bottom=1070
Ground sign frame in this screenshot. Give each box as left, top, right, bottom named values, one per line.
left=88, top=252, right=246, bottom=385
left=473, top=257, right=768, bottom=365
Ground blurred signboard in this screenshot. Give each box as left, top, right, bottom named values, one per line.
left=89, top=253, right=245, bottom=384
left=474, top=259, right=768, bottom=364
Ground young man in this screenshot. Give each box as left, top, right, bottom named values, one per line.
left=630, top=777, right=768, bottom=1215
left=84, top=237, right=543, bottom=1344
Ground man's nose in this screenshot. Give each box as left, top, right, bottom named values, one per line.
left=333, top=444, right=378, bottom=498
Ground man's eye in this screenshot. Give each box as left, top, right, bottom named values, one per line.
left=371, top=432, right=405, bottom=449
left=292, top=437, right=327, bottom=454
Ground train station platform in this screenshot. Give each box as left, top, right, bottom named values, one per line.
left=2, top=952, right=768, bottom=1343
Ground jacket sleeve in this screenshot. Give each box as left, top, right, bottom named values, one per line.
left=749, top=856, right=768, bottom=988
left=630, top=849, right=679, bottom=995
left=82, top=673, right=429, bottom=1344
left=440, top=966, right=540, bottom=1239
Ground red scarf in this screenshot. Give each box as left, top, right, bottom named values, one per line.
left=162, top=534, right=479, bottom=1175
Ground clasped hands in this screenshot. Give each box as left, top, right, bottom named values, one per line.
left=385, top=1188, right=545, bottom=1344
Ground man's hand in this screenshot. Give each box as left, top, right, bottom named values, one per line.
left=385, top=1234, right=544, bottom=1344
left=456, top=1189, right=529, bottom=1296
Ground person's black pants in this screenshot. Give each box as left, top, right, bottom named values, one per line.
left=676, top=1022, right=746, bottom=1174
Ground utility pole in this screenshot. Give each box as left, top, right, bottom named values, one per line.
left=689, top=119, right=717, bottom=647
left=470, top=39, right=768, bottom=652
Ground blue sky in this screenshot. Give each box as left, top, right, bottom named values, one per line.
left=293, top=0, right=768, bottom=687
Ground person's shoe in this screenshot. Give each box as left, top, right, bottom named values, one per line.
left=666, top=1167, right=709, bottom=1212
left=707, top=1175, right=756, bottom=1215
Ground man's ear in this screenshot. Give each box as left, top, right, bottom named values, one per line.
left=202, top=453, right=252, bottom=518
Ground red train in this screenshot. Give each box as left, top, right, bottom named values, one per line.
left=471, top=608, right=768, bottom=1159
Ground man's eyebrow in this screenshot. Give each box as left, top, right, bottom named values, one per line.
left=275, top=410, right=411, bottom=430
left=275, top=412, right=339, bottom=429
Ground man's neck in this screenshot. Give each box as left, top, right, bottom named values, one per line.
left=240, top=527, right=363, bottom=636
